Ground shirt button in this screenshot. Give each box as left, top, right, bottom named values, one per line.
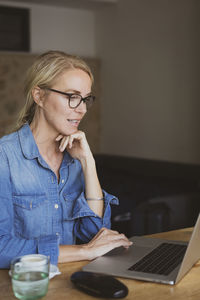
left=61, top=179, right=65, bottom=184
left=54, top=204, right=59, bottom=209
left=56, top=233, right=59, bottom=236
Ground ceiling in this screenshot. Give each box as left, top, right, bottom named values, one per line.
left=5, top=0, right=118, bottom=9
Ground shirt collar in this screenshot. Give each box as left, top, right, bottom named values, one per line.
left=18, top=123, right=40, bottom=159
left=18, top=123, right=74, bottom=165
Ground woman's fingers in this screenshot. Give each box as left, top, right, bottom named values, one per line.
left=91, top=228, right=122, bottom=240
left=55, top=131, right=86, bottom=152
left=55, top=134, right=64, bottom=141
left=88, top=239, right=132, bottom=260
left=59, top=136, right=70, bottom=152
left=86, top=228, right=132, bottom=260
left=68, top=135, right=75, bottom=149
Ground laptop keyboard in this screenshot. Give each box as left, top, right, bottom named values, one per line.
left=128, top=242, right=187, bottom=276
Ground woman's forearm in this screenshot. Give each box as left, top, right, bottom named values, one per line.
left=58, top=244, right=89, bottom=263
left=80, top=155, right=104, bottom=217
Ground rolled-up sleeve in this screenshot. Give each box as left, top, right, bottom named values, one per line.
left=74, top=190, right=119, bottom=243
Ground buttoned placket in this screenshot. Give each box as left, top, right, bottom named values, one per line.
left=36, top=155, right=61, bottom=238
left=53, top=157, right=70, bottom=239
left=37, top=150, right=73, bottom=241
left=48, top=171, right=60, bottom=238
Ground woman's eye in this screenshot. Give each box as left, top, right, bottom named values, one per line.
left=70, top=95, right=81, bottom=101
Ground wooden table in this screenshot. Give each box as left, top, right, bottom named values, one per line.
left=1, top=227, right=200, bottom=300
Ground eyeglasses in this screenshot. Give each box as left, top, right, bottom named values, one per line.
left=45, top=87, right=95, bottom=109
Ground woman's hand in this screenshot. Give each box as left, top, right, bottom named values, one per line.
left=56, top=131, right=92, bottom=162
left=58, top=228, right=132, bottom=263
left=83, top=228, right=133, bottom=260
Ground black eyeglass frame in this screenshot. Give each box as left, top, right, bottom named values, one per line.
left=45, top=87, right=95, bottom=109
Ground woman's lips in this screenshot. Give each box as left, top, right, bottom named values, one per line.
left=67, top=119, right=81, bottom=127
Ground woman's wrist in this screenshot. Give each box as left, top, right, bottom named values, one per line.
left=58, top=244, right=92, bottom=263
left=80, top=243, right=94, bottom=261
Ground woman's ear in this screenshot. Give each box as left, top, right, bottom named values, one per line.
left=32, top=87, right=44, bottom=107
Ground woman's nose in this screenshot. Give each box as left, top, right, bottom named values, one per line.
left=75, top=100, right=87, bottom=113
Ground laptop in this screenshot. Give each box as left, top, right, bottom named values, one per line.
left=83, top=214, right=200, bottom=285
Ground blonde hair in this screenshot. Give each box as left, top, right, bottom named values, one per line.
left=15, top=50, right=94, bottom=131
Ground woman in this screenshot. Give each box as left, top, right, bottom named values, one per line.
left=0, top=51, right=131, bottom=268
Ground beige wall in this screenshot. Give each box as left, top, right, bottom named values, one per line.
left=96, top=0, right=200, bottom=164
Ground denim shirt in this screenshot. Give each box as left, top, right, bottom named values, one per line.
left=0, top=124, right=118, bottom=268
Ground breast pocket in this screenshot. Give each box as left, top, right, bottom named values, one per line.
left=13, top=194, right=49, bottom=239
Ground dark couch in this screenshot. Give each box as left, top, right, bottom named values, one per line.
left=94, top=154, right=200, bottom=237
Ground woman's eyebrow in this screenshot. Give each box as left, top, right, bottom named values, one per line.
left=64, top=89, right=80, bottom=94
left=65, top=89, right=92, bottom=96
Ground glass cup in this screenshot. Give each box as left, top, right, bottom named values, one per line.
left=10, top=254, right=50, bottom=300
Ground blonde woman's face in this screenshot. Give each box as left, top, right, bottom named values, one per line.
left=40, top=69, right=92, bottom=136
